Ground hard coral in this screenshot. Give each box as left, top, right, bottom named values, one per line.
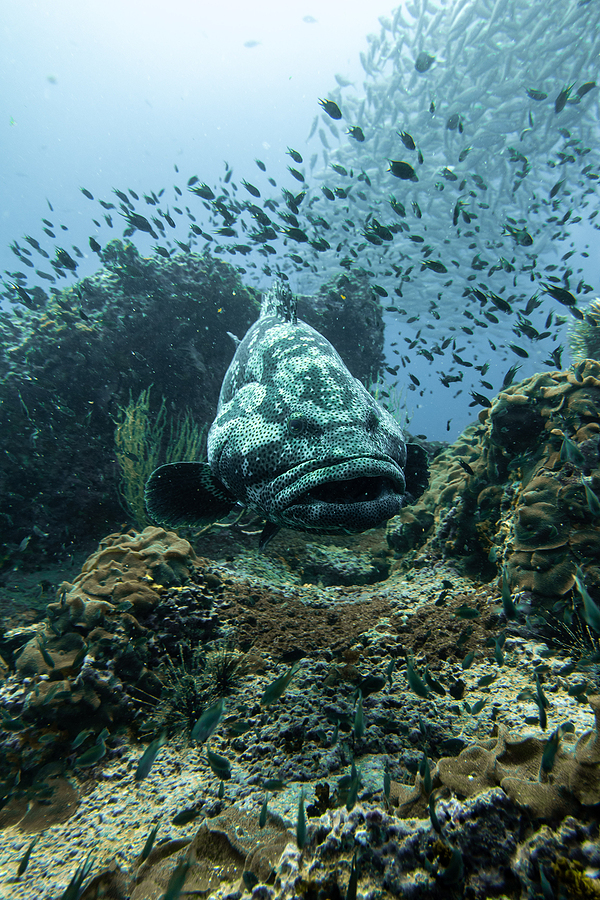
left=393, top=695, right=600, bottom=822
left=48, top=526, right=197, bottom=629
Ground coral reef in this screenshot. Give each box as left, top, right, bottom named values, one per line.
left=393, top=695, right=600, bottom=821
left=388, top=361, right=600, bottom=611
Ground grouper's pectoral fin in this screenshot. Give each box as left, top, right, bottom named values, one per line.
left=404, top=443, right=429, bottom=505
left=145, top=462, right=236, bottom=527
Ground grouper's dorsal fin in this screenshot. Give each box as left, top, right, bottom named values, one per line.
left=145, top=462, right=236, bottom=527
left=260, top=280, right=297, bottom=324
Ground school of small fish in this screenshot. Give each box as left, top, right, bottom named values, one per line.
left=2, top=0, right=599, bottom=432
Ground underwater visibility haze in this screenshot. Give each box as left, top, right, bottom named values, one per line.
left=1, top=0, right=600, bottom=898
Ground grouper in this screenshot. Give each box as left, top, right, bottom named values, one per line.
left=145, top=281, right=428, bottom=547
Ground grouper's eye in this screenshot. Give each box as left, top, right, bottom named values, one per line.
left=287, top=415, right=308, bottom=436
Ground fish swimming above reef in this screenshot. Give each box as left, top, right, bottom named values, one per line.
left=146, top=282, right=428, bottom=548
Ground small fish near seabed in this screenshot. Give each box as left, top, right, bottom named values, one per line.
left=146, top=282, right=428, bottom=548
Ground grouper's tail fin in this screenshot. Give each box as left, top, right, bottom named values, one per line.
left=260, top=280, right=297, bottom=324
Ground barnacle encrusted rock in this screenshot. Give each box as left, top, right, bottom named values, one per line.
left=49, top=526, right=197, bottom=628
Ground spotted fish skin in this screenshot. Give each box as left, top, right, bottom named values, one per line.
left=146, top=281, right=427, bottom=546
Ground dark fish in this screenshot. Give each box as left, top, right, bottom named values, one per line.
left=390, top=196, right=406, bottom=217
left=347, top=126, right=365, bottom=141
left=543, top=345, right=564, bottom=369
left=99, top=200, right=116, bottom=209
left=113, top=188, right=130, bottom=204
left=454, top=603, right=480, bottom=619
left=163, top=857, right=194, bottom=900
left=550, top=179, right=564, bottom=198
left=322, top=186, right=335, bottom=200
left=388, top=161, right=418, bottom=181
left=191, top=698, right=225, bottom=743
left=469, top=391, right=491, bottom=408
left=135, top=733, right=168, bottom=781
left=288, top=167, right=305, bottom=183
left=406, top=656, right=429, bottom=698
left=287, top=147, right=303, bottom=163
left=398, top=130, right=416, bottom=150
left=542, top=283, right=577, bottom=306
left=503, top=224, right=533, bottom=246
left=284, top=227, right=309, bottom=242
left=54, top=248, right=78, bottom=270
left=577, top=81, right=596, bottom=98
left=441, top=167, right=458, bottom=181
left=509, top=343, right=529, bottom=358
left=574, top=567, right=600, bottom=634
left=88, top=237, right=101, bottom=253
left=241, top=180, right=261, bottom=197
left=296, top=790, right=307, bottom=847
left=421, top=259, right=447, bottom=274
left=489, top=292, right=512, bottom=314
left=526, top=88, right=548, bottom=101
left=16, top=836, right=39, bottom=879
left=255, top=159, right=266, bottom=171
left=583, top=482, right=600, bottom=517
left=80, top=187, right=94, bottom=200
left=446, top=113, right=460, bottom=131
left=122, top=211, right=157, bottom=238
left=261, top=662, right=300, bottom=705
left=206, top=746, right=231, bottom=780
left=555, top=83, right=574, bottom=113
left=76, top=739, right=106, bottom=767
left=415, top=51, right=435, bottom=72
left=319, top=98, right=342, bottom=119
left=189, top=183, right=215, bottom=200
left=561, top=436, right=585, bottom=467
left=331, top=163, right=348, bottom=175
left=458, top=459, right=474, bottom=475
left=502, top=363, right=521, bottom=387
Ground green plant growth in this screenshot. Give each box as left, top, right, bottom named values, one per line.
left=114, top=387, right=206, bottom=528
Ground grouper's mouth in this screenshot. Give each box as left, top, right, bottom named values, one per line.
left=268, top=457, right=406, bottom=531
